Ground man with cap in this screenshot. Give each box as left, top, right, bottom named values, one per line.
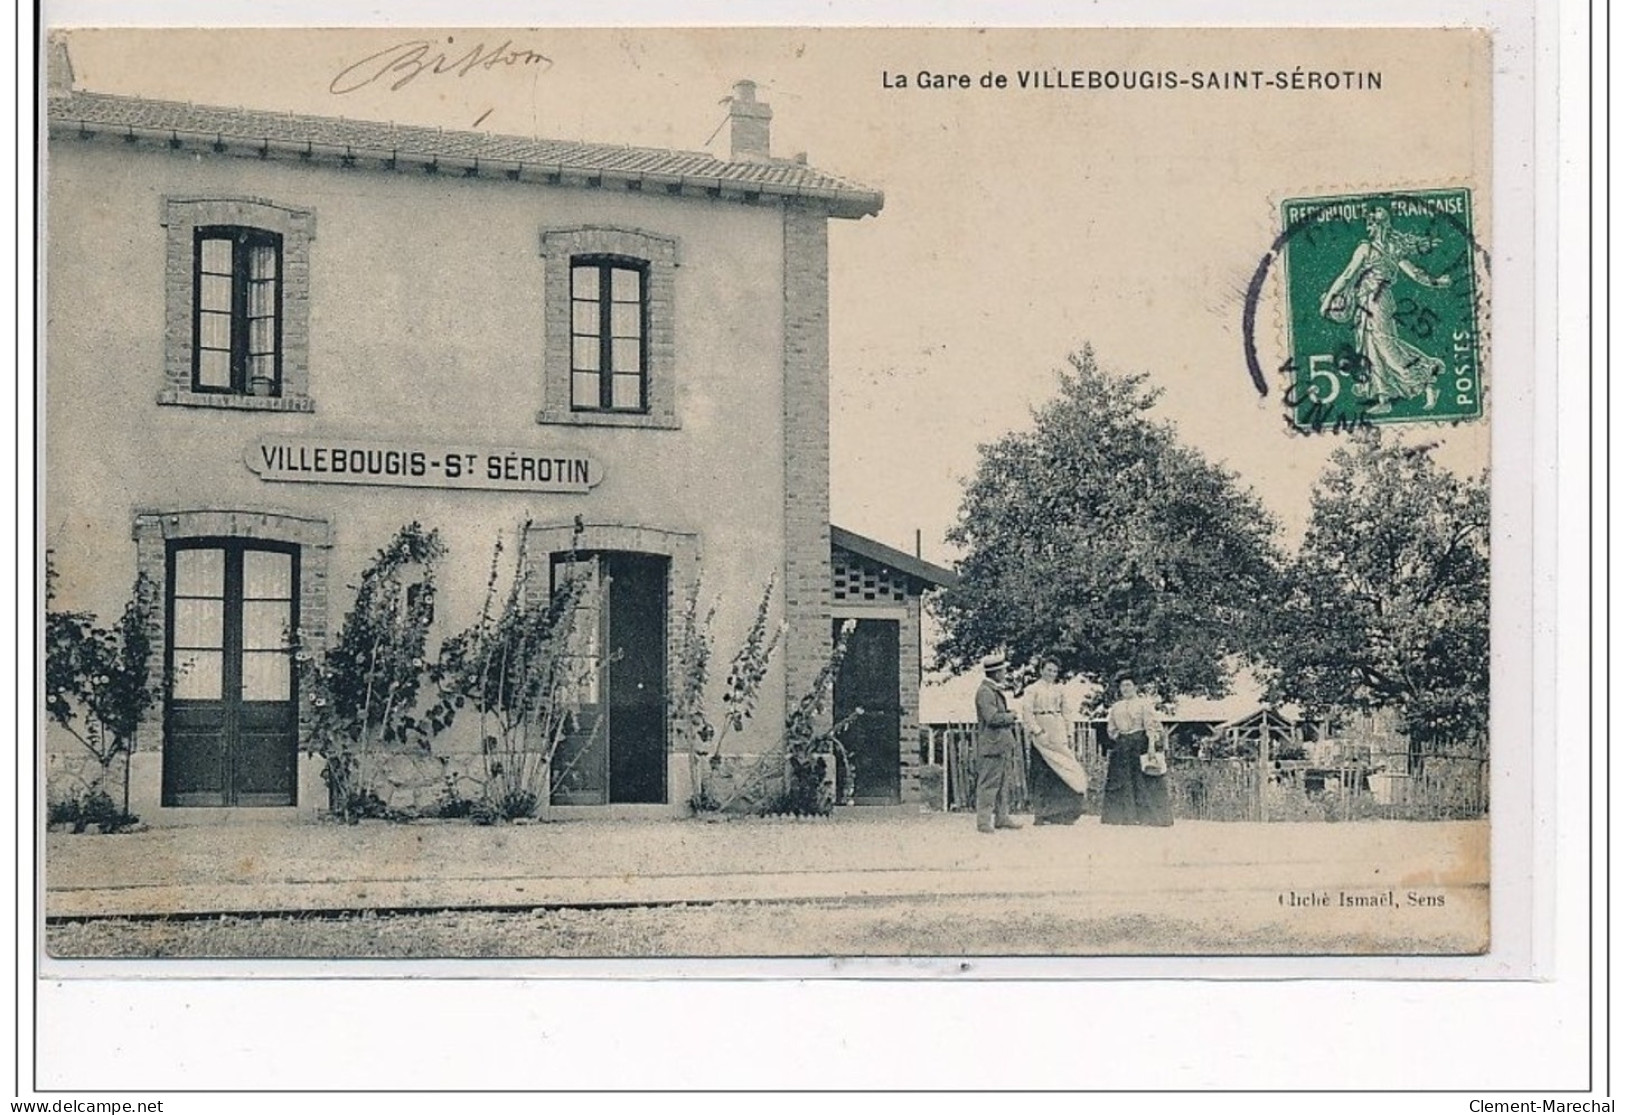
left=974, top=652, right=1024, bottom=833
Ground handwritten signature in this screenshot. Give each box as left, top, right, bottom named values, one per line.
left=330, top=37, right=554, bottom=96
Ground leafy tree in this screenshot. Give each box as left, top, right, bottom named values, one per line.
left=433, top=521, right=602, bottom=820
left=1266, top=432, right=1489, bottom=761
left=671, top=576, right=784, bottom=812
left=44, top=556, right=159, bottom=826
left=297, top=523, right=448, bottom=820
left=933, top=348, right=1283, bottom=699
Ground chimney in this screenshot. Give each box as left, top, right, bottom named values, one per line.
left=727, top=79, right=773, bottom=162
left=46, top=33, right=75, bottom=99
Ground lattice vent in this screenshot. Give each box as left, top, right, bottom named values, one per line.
left=832, top=548, right=908, bottom=603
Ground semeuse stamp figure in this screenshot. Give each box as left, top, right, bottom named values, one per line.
left=1280, top=189, right=1483, bottom=428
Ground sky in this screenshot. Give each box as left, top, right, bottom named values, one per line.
left=56, top=25, right=1494, bottom=571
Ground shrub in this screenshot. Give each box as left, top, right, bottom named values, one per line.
left=765, top=754, right=834, bottom=817
left=44, top=556, right=158, bottom=826
left=432, top=781, right=477, bottom=820
left=672, top=577, right=783, bottom=813
left=47, top=789, right=138, bottom=834
left=670, top=581, right=718, bottom=811
left=750, top=620, right=863, bottom=817
left=434, top=520, right=601, bottom=820
left=298, top=524, right=449, bottom=823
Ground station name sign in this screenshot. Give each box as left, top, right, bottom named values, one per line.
left=245, top=438, right=602, bottom=494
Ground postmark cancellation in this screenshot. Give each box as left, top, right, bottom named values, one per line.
left=1279, top=188, right=1485, bottom=431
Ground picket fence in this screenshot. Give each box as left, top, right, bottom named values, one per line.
left=922, top=722, right=1487, bottom=822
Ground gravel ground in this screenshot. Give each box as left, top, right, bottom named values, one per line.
left=44, top=814, right=1489, bottom=957
left=47, top=812, right=1486, bottom=891
left=45, top=890, right=1485, bottom=958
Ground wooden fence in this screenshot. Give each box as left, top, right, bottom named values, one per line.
left=932, top=721, right=1031, bottom=814
left=924, top=722, right=1487, bottom=821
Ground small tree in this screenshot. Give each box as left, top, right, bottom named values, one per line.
left=722, top=619, right=864, bottom=817
left=671, top=576, right=785, bottom=812
left=43, top=558, right=158, bottom=828
left=298, top=523, right=448, bottom=821
left=773, top=619, right=867, bottom=815
left=1266, top=431, right=1489, bottom=766
left=435, top=521, right=601, bottom=820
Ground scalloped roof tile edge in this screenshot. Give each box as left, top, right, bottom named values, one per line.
left=48, top=89, right=885, bottom=219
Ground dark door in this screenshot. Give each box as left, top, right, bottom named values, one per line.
left=832, top=618, right=902, bottom=805
left=605, top=553, right=667, bottom=803
left=164, top=541, right=299, bottom=806
left=550, top=552, right=668, bottom=805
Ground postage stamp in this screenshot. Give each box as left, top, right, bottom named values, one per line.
left=1279, top=188, right=1483, bottom=430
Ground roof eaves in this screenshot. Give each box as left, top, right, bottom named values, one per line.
left=48, top=90, right=885, bottom=219
left=830, top=525, right=960, bottom=589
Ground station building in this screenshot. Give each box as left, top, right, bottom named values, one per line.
left=43, top=41, right=953, bottom=822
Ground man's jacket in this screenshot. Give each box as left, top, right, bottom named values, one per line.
left=975, top=679, right=1019, bottom=754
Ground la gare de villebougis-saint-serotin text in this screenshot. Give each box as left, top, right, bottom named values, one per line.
left=882, top=67, right=1385, bottom=93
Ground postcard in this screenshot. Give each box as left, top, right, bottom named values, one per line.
left=40, top=25, right=1525, bottom=972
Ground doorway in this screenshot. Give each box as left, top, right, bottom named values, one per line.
left=550, top=551, right=669, bottom=805
left=163, top=540, right=299, bottom=806
left=832, top=618, right=902, bottom=805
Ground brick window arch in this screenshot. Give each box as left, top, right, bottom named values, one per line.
left=539, top=227, right=678, bottom=429
left=160, top=197, right=316, bottom=412
left=524, top=520, right=699, bottom=700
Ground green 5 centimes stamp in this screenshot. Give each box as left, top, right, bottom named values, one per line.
left=1280, top=189, right=1483, bottom=430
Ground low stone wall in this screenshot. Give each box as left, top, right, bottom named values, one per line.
left=363, top=751, right=488, bottom=815
left=45, top=749, right=127, bottom=806
left=688, top=751, right=784, bottom=812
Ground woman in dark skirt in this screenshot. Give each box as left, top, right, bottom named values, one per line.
left=1101, top=674, right=1173, bottom=827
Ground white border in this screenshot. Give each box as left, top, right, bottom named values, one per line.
left=15, top=0, right=1594, bottom=1098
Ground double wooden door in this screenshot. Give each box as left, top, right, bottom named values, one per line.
left=163, top=540, right=299, bottom=806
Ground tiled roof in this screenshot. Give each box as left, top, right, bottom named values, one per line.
left=46, top=89, right=884, bottom=219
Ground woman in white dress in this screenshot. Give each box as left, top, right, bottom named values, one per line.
left=1021, top=659, right=1090, bottom=825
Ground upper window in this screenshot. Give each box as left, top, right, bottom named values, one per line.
left=160, top=197, right=315, bottom=413
left=539, top=227, right=678, bottom=430
left=571, top=258, right=647, bottom=413
left=194, top=228, right=283, bottom=396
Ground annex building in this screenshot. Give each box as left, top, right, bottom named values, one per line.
left=43, top=40, right=954, bottom=822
